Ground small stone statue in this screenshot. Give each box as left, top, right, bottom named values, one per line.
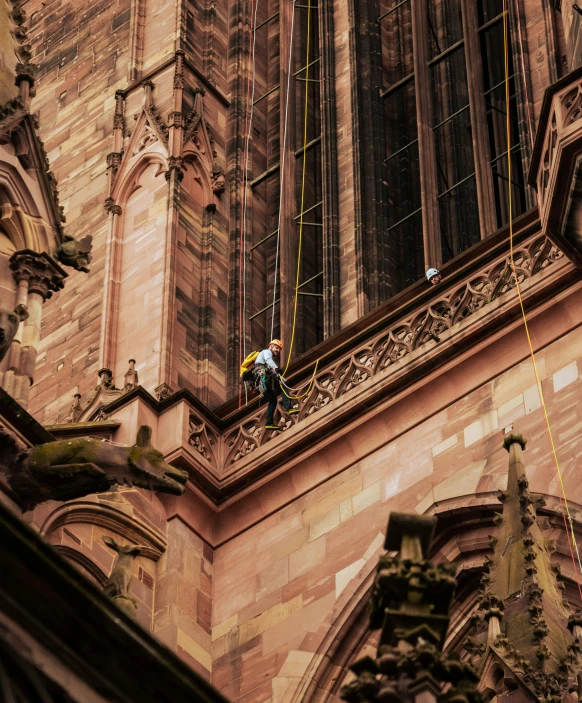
left=123, top=359, right=139, bottom=392
left=211, top=162, right=225, bottom=195
left=102, top=536, right=144, bottom=617
left=56, top=234, right=93, bottom=272
left=0, top=305, right=28, bottom=362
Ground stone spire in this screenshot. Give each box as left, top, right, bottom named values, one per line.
left=474, top=433, right=581, bottom=701
left=341, top=513, right=483, bottom=703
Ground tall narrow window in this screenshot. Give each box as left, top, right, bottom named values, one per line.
left=477, top=0, right=527, bottom=228
left=250, top=0, right=281, bottom=349
left=249, top=0, right=325, bottom=356
left=429, top=0, right=480, bottom=261
left=376, top=0, right=531, bottom=282
left=294, top=0, right=323, bottom=354
left=379, top=0, right=424, bottom=290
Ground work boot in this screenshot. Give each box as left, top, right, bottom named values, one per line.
left=265, top=424, right=282, bottom=431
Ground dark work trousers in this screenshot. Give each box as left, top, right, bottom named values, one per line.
left=264, top=380, right=292, bottom=425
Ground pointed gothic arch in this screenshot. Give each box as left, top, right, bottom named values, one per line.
left=100, top=149, right=169, bottom=389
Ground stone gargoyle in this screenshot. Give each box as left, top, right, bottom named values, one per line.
left=55, top=233, right=93, bottom=272
left=0, top=425, right=187, bottom=510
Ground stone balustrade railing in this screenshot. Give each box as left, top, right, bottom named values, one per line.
left=181, top=231, right=564, bottom=479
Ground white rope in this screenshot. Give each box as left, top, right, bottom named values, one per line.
left=270, top=0, right=296, bottom=340
left=241, top=0, right=260, bottom=359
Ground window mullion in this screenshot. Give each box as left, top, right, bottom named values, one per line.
left=411, top=0, right=441, bottom=268
left=460, top=0, right=497, bottom=238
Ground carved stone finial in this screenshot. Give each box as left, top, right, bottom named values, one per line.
left=123, top=359, right=139, bottom=392
left=476, top=433, right=575, bottom=694
left=113, top=90, right=125, bottom=131
left=164, top=156, right=184, bottom=181
left=104, top=198, right=122, bottom=215
left=0, top=304, right=28, bottom=363
left=211, top=162, right=226, bottom=195
left=568, top=609, right=582, bottom=638
left=98, top=368, right=114, bottom=389
left=341, top=512, right=481, bottom=703
left=503, top=432, right=527, bottom=451
left=173, top=50, right=185, bottom=89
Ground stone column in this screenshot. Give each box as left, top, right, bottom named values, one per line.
left=7, top=250, right=65, bottom=407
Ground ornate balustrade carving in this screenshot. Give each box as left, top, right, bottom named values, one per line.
left=220, top=235, right=563, bottom=467
left=188, top=412, right=219, bottom=466
left=85, top=233, right=563, bottom=479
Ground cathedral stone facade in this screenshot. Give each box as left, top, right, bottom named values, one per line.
left=3, top=0, right=582, bottom=700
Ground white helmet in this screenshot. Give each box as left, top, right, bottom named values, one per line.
left=426, top=268, right=440, bottom=282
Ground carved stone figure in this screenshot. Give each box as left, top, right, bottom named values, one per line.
left=64, top=393, right=83, bottom=423
left=0, top=425, right=188, bottom=510
left=0, top=305, right=28, bottom=362
left=123, top=359, right=139, bottom=392
left=55, top=234, right=93, bottom=272
left=211, top=162, right=225, bottom=195
left=102, top=536, right=143, bottom=616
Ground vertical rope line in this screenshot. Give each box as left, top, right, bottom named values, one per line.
left=241, top=0, right=260, bottom=359
left=503, top=0, right=582, bottom=596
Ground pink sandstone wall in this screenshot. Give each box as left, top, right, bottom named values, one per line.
left=22, top=0, right=564, bottom=422
left=22, top=280, right=582, bottom=695
left=24, top=0, right=231, bottom=422
left=208, top=298, right=582, bottom=701
left=114, top=161, right=167, bottom=389
left=11, top=0, right=580, bottom=697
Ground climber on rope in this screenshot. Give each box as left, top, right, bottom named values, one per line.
left=254, top=339, right=298, bottom=430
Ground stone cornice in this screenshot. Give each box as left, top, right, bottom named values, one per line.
left=93, top=209, right=543, bottom=430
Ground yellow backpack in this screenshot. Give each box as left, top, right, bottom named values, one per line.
left=240, top=351, right=259, bottom=378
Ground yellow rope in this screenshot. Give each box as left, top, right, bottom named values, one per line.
left=502, top=1, right=582, bottom=583
left=280, top=358, right=320, bottom=400
left=275, top=0, right=320, bottom=405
